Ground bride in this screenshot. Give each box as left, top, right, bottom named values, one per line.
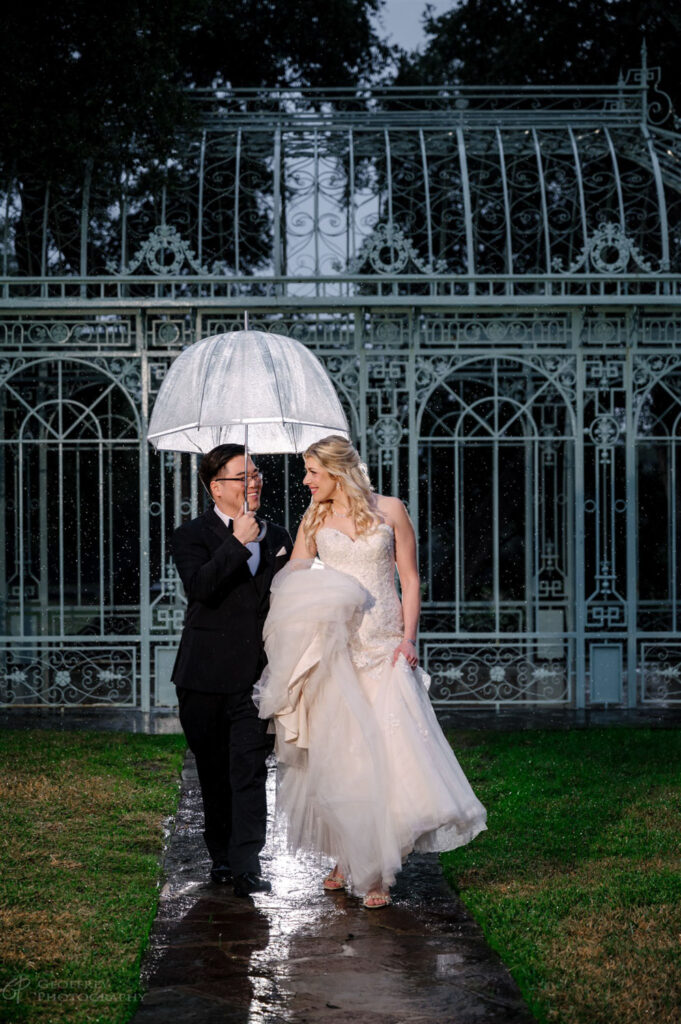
left=255, top=435, right=487, bottom=908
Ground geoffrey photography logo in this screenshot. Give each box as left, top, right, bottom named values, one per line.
left=2, top=975, right=136, bottom=1006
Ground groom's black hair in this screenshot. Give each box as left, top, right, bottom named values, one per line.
left=199, top=444, right=246, bottom=493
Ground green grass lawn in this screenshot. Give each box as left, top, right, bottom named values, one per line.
left=1, top=726, right=679, bottom=1024
left=442, top=726, right=681, bottom=1024
left=0, top=729, right=186, bottom=1024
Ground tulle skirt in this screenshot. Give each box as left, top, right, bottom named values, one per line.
left=254, top=560, right=487, bottom=895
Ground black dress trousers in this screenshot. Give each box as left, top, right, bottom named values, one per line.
left=177, top=686, right=273, bottom=877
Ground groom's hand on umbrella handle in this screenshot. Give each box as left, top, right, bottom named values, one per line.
left=233, top=510, right=259, bottom=545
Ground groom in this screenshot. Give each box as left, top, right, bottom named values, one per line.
left=171, top=444, right=293, bottom=896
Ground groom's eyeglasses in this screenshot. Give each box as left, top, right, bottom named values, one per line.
left=214, top=471, right=263, bottom=484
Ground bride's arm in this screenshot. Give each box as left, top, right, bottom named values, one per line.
left=290, top=520, right=317, bottom=560
left=378, top=497, right=420, bottom=667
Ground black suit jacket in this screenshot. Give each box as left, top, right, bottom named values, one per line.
left=171, top=508, right=293, bottom=694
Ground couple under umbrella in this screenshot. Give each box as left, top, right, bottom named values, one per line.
left=148, top=330, right=486, bottom=907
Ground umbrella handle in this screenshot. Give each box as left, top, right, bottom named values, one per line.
left=242, top=424, right=266, bottom=539
left=244, top=427, right=249, bottom=513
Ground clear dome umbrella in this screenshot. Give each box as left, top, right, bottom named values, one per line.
left=147, top=329, right=350, bottom=513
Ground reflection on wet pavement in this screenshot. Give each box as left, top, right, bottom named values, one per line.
left=131, top=754, right=533, bottom=1024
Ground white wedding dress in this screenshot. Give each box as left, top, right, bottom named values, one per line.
left=255, top=523, right=487, bottom=895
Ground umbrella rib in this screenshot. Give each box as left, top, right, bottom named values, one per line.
left=197, top=336, right=224, bottom=429
left=149, top=417, right=344, bottom=439
left=179, top=431, right=205, bottom=453
left=260, top=333, right=290, bottom=435
left=147, top=421, right=201, bottom=440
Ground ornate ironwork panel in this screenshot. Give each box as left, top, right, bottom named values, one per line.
left=2, top=68, right=679, bottom=296
left=0, top=356, right=143, bottom=705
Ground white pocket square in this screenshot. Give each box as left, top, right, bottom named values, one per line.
left=276, top=546, right=287, bottom=556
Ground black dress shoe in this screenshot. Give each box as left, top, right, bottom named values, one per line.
left=233, top=872, right=272, bottom=897
left=210, top=863, right=233, bottom=885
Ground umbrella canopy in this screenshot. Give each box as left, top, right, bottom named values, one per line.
left=147, top=330, right=349, bottom=454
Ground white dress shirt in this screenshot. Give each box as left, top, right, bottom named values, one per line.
left=213, top=505, right=261, bottom=575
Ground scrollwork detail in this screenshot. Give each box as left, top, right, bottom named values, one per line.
left=345, top=224, right=447, bottom=276
left=372, top=416, right=403, bottom=448
left=425, top=644, right=569, bottom=704
left=108, top=224, right=208, bottom=276
left=0, top=646, right=135, bottom=706
left=553, top=222, right=655, bottom=275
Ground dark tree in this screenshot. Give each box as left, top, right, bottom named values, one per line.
left=0, top=0, right=390, bottom=273
left=395, top=0, right=681, bottom=113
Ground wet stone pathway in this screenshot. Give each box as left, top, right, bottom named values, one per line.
left=132, top=753, right=533, bottom=1024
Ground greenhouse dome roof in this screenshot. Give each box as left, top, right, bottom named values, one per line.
left=2, top=61, right=681, bottom=300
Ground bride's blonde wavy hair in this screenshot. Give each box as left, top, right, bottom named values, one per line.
left=302, top=435, right=381, bottom=544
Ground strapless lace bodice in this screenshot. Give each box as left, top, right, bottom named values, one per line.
left=316, top=524, right=403, bottom=672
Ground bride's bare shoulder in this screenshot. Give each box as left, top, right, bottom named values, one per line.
left=373, top=494, right=407, bottom=526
